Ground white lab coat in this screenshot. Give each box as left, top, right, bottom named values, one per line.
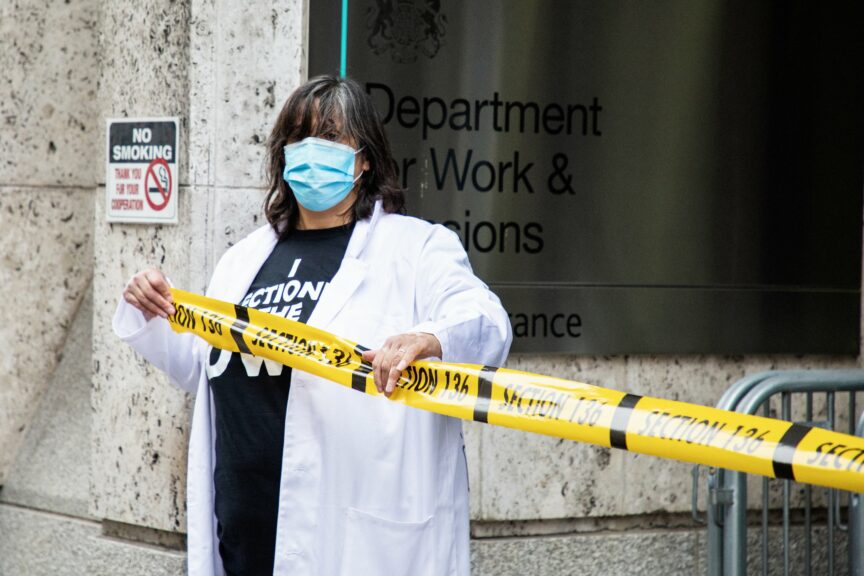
left=113, top=200, right=512, bottom=576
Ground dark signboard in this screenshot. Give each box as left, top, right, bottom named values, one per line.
left=311, top=0, right=864, bottom=354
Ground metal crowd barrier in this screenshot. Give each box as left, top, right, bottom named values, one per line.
left=692, top=370, right=864, bottom=576
left=851, top=410, right=864, bottom=576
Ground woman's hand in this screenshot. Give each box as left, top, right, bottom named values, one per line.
left=122, top=268, right=176, bottom=321
left=361, top=333, right=442, bottom=398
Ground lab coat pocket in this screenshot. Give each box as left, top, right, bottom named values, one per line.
left=339, top=507, right=436, bottom=576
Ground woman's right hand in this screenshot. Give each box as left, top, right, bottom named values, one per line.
left=122, top=268, right=176, bottom=321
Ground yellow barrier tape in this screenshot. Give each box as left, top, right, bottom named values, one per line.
left=167, top=289, right=864, bottom=493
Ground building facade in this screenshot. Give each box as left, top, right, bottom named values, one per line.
left=0, top=1, right=859, bottom=574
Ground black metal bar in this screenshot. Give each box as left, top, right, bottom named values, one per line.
left=782, top=392, right=791, bottom=576
left=805, top=392, right=813, bottom=576
left=827, top=391, right=835, bottom=576
left=763, top=401, right=771, bottom=576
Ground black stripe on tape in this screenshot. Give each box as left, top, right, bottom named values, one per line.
left=352, top=364, right=372, bottom=392
left=353, top=343, right=373, bottom=371
left=473, top=366, right=499, bottom=423
left=772, top=423, right=811, bottom=481
left=353, top=343, right=370, bottom=356
left=610, top=394, right=642, bottom=450
left=230, top=305, right=252, bottom=355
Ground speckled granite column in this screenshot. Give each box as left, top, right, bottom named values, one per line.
left=0, top=0, right=99, bottom=484
left=91, top=0, right=306, bottom=533
left=90, top=0, right=196, bottom=532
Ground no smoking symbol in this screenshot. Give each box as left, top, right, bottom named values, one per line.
left=144, top=157, right=172, bottom=211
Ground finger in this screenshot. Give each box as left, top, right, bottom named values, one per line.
left=385, top=346, right=409, bottom=396
left=124, top=292, right=155, bottom=321
left=123, top=290, right=140, bottom=306
left=364, top=349, right=383, bottom=393
left=385, top=365, right=403, bottom=397
left=141, top=274, right=175, bottom=316
left=394, top=343, right=420, bottom=372
left=145, top=269, right=174, bottom=303
left=372, top=349, right=386, bottom=393
left=361, top=349, right=377, bottom=364
left=132, top=284, right=167, bottom=318
left=140, top=278, right=175, bottom=316
left=128, top=281, right=167, bottom=319
left=377, top=344, right=401, bottom=395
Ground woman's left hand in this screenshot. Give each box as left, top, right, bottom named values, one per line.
left=361, top=333, right=442, bottom=398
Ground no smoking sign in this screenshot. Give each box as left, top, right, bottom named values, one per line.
left=106, top=117, right=179, bottom=224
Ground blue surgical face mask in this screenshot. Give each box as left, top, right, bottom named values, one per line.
left=283, top=137, right=364, bottom=212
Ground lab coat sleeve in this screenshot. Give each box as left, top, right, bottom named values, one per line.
left=112, top=294, right=204, bottom=395
left=410, top=225, right=513, bottom=366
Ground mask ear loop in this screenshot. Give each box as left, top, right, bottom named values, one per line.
left=353, top=146, right=366, bottom=183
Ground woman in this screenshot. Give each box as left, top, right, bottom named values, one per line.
left=114, top=75, right=512, bottom=576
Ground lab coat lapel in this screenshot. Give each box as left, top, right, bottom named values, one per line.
left=307, top=257, right=365, bottom=329
left=210, top=226, right=279, bottom=304
left=307, top=201, right=382, bottom=329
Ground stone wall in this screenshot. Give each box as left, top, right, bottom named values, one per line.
left=0, top=0, right=99, bottom=488
left=0, top=1, right=861, bottom=574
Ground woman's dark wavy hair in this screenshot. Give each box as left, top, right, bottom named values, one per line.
left=264, top=75, right=405, bottom=237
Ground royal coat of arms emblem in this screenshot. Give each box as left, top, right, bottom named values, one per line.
left=366, top=0, right=448, bottom=63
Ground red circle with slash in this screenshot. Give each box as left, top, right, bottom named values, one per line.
left=144, top=157, right=172, bottom=211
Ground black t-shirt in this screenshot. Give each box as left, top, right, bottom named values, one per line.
left=208, top=222, right=354, bottom=576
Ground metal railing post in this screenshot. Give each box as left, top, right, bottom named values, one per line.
left=703, top=371, right=792, bottom=576
left=852, top=490, right=863, bottom=576
left=850, top=411, right=864, bottom=576
left=698, top=370, right=864, bottom=575
left=721, top=469, right=748, bottom=575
